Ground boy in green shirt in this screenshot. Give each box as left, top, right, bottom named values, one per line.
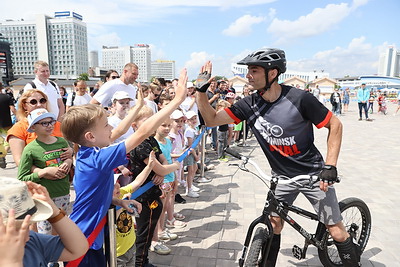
left=18, top=108, right=72, bottom=235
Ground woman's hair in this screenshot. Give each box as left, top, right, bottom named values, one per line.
left=74, top=80, right=87, bottom=87
left=105, top=69, right=118, bottom=81
left=158, top=94, right=172, bottom=106
left=16, top=89, right=49, bottom=121
left=149, top=80, right=161, bottom=94
left=61, top=104, right=107, bottom=144
left=59, top=86, right=66, bottom=95
left=132, top=105, right=154, bottom=122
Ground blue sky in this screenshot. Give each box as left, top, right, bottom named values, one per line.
left=2, top=0, right=400, bottom=79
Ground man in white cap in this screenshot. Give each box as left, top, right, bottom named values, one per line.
left=0, top=177, right=88, bottom=266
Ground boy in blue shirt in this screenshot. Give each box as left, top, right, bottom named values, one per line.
left=60, top=69, right=188, bottom=266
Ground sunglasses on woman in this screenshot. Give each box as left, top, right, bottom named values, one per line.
left=27, top=98, right=47, bottom=105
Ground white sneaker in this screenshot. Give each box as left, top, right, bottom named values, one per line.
left=196, top=177, right=211, bottom=183
left=186, top=189, right=199, bottom=198
left=191, top=185, right=200, bottom=192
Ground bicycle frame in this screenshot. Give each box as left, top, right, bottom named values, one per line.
left=239, top=177, right=328, bottom=266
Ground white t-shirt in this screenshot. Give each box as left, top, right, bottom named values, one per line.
left=24, top=78, right=61, bottom=117
left=180, top=96, right=199, bottom=126
left=93, top=79, right=137, bottom=107
left=144, top=99, right=158, bottom=114
left=184, top=126, right=197, bottom=147
left=108, top=115, right=135, bottom=144
left=180, top=96, right=198, bottom=113
left=66, top=93, right=92, bottom=106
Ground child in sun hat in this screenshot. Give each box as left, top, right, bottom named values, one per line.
left=18, top=108, right=73, bottom=235
left=0, top=177, right=88, bottom=266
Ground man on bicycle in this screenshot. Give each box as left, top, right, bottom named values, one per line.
left=196, top=48, right=360, bottom=266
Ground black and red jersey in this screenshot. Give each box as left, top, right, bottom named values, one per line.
left=226, top=85, right=332, bottom=177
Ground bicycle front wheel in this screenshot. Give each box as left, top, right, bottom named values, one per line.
left=244, top=227, right=269, bottom=267
left=317, top=197, right=371, bottom=267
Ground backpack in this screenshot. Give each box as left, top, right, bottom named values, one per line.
left=29, top=80, right=57, bottom=90
left=70, top=92, right=76, bottom=106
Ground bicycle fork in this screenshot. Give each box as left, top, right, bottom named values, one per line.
left=239, top=208, right=274, bottom=267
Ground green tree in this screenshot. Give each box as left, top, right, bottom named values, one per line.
left=78, top=73, right=89, bottom=81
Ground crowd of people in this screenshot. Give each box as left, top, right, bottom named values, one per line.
left=1, top=47, right=399, bottom=267
left=303, top=83, right=400, bottom=119
left=0, top=59, right=251, bottom=267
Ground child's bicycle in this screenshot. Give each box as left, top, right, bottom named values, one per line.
left=225, top=148, right=371, bottom=267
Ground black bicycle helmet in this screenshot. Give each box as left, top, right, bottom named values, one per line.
left=237, top=48, right=286, bottom=74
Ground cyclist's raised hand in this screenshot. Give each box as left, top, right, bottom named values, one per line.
left=318, top=165, right=338, bottom=192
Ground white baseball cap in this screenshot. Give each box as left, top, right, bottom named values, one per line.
left=27, top=108, right=56, bottom=133
left=187, top=82, right=195, bottom=88
left=112, top=91, right=133, bottom=102
left=185, top=110, right=197, bottom=119
left=170, top=109, right=185, bottom=120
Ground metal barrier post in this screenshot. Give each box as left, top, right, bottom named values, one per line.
left=105, top=207, right=117, bottom=267
left=200, top=125, right=207, bottom=178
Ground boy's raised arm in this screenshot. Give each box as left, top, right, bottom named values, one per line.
left=125, top=69, right=188, bottom=152
left=111, top=83, right=145, bottom=142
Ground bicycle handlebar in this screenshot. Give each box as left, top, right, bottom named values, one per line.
left=225, top=148, right=320, bottom=187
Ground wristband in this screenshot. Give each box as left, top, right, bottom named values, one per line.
left=47, top=208, right=66, bottom=224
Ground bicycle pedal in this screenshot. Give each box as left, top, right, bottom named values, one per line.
left=292, top=245, right=303, bottom=260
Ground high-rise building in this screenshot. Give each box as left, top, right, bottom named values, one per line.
left=378, top=45, right=400, bottom=77
left=0, top=34, right=14, bottom=85
left=89, top=50, right=99, bottom=68
left=151, top=60, right=175, bottom=80
left=0, top=12, right=88, bottom=79
left=102, top=44, right=151, bottom=82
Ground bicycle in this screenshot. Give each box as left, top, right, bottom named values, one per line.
left=225, top=148, right=371, bottom=267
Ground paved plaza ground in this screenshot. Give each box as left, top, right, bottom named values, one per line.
left=1, top=100, right=399, bottom=266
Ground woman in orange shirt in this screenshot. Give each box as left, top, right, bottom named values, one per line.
left=7, top=89, right=71, bottom=166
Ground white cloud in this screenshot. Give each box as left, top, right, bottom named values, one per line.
left=89, top=32, right=122, bottom=49
left=148, top=44, right=166, bottom=61
left=287, top=37, right=380, bottom=77
left=223, top=15, right=266, bottom=37
left=268, top=0, right=368, bottom=44
left=183, top=52, right=216, bottom=79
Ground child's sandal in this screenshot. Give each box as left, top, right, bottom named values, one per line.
left=166, top=218, right=187, bottom=229
left=173, top=212, right=185, bottom=220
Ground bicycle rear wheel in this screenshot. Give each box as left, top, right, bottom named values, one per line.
left=317, top=197, right=371, bottom=267
left=244, top=227, right=269, bottom=267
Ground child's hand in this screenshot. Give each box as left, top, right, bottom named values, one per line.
left=136, top=82, right=145, bottom=107
left=0, top=209, right=31, bottom=267
left=174, top=68, right=188, bottom=102
left=58, top=162, right=70, bottom=173
left=173, top=161, right=181, bottom=170
left=120, top=167, right=132, bottom=177
left=60, top=147, right=73, bottom=161
left=42, top=167, right=64, bottom=180
left=152, top=175, right=164, bottom=186
left=131, top=200, right=142, bottom=214
left=25, top=182, right=58, bottom=213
